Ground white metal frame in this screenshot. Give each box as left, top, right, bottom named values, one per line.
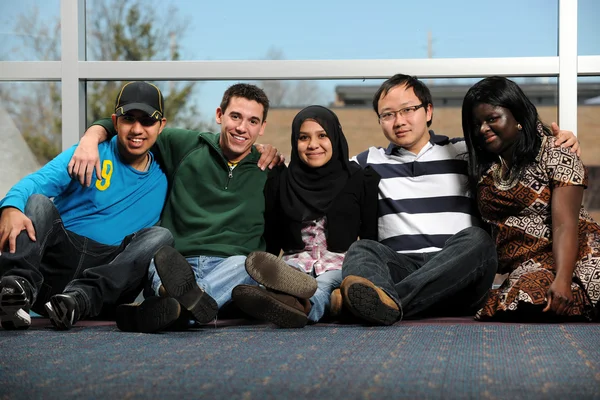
left=1, top=0, right=599, bottom=150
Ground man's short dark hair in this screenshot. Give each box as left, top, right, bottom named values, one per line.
left=220, top=83, right=270, bottom=122
left=372, top=74, right=434, bottom=127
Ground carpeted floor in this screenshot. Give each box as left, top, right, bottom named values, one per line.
left=1, top=318, right=599, bottom=400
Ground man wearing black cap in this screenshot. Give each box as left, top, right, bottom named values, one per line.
left=0, top=81, right=175, bottom=332
left=69, top=83, right=307, bottom=333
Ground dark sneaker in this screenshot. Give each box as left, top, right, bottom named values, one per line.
left=45, top=293, right=81, bottom=330
left=116, top=296, right=181, bottom=333
left=232, top=284, right=310, bottom=328
left=340, top=275, right=401, bottom=326
left=164, top=308, right=199, bottom=331
left=154, top=246, right=218, bottom=324
left=0, top=276, right=33, bottom=330
left=245, top=252, right=318, bottom=299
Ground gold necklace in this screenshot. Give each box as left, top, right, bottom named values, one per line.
left=492, top=156, right=519, bottom=190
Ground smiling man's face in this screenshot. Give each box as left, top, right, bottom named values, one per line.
left=216, top=96, right=266, bottom=163
left=113, top=109, right=165, bottom=164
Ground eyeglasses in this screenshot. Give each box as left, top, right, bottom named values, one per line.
left=119, top=114, right=159, bottom=127
left=378, top=103, right=426, bottom=122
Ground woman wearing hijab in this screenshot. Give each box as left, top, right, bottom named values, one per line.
left=232, top=105, right=380, bottom=328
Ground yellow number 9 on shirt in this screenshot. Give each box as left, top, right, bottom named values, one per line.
left=95, top=160, right=113, bottom=191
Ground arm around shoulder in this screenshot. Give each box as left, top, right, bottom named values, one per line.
left=68, top=119, right=114, bottom=187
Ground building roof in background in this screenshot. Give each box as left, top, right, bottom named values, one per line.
left=334, top=82, right=600, bottom=107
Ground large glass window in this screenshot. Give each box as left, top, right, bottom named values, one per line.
left=86, top=77, right=559, bottom=161
left=578, top=76, right=600, bottom=220
left=86, top=0, right=559, bottom=61
left=0, top=1, right=61, bottom=61
left=578, top=0, right=600, bottom=56
left=0, top=82, right=61, bottom=196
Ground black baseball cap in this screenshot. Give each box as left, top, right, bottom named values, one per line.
left=115, top=81, right=164, bottom=120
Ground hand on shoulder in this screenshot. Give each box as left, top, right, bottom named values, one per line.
left=551, top=122, right=580, bottom=157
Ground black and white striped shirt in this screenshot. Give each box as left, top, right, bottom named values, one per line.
left=354, top=133, right=479, bottom=253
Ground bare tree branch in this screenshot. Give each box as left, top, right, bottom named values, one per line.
left=3, top=0, right=207, bottom=163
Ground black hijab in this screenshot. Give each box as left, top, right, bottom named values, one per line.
left=280, top=105, right=354, bottom=222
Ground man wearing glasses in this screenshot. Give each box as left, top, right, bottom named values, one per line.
left=338, top=74, right=579, bottom=325
left=0, top=81, right=174, bottom=331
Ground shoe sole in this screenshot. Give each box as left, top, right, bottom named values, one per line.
left=0, top=277, right=31, bottom=330
left=232, top=285, right=307, bottom=328
left=245, top=252, right=317, bottom=299
left=116, top=297, right=181, bottom=333
left=154, top=247, right=218, bottom=323
left=345, top=284, right=400, bottom=326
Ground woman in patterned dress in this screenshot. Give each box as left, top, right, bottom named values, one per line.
left=232, top=106, right=380, bottom=327
left=461, top=76, right=600, bottom=321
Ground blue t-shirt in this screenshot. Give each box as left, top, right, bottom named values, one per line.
left=0, top=136, right=168, bottom=245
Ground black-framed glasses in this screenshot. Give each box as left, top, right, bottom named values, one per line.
left=378, top=103, right=426, bottom=122
left=119, top=114, right=159, bottom=127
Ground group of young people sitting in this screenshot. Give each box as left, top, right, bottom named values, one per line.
left=0, top=74, right=598, bottom=333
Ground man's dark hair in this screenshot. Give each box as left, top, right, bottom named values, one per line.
left=372, top=74, right=434, bottom=127
left=220, top=83, right=270, bottom=122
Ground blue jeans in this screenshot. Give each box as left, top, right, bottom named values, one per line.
left=342, top=227, right=497, bottom=319
left=0, top=195, right=173, bottom=318
left=310, top=269, right=342, bottom=322
left=285, top=261, right=342, bottom=322
left=148, top=255, right=257, bottom=308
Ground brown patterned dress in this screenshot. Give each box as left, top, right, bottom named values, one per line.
left=475, top=135, right=600, bottom=321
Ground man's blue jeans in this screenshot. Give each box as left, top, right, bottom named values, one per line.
left=148, top=255, right=257, bottom=308
left=0, top=195, right=174, bottom=318
left=342, top=227, right=497, bottom=319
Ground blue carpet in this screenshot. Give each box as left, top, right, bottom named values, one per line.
left=1, top=320, right=599, bottom=399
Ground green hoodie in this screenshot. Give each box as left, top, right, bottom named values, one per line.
left=94, top=119, right=268, bottom=257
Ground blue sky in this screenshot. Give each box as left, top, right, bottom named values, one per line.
left=4, top=0, right=598, bottom=59
left=1, top=0, right=599, bottom=123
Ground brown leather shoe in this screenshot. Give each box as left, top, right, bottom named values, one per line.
left=340, top=275, right=400, bottom=326
left=245, top=252, right=317, bottom=299
left=158, top=285, right=168, bottom=297
left=329, top=288, right=343, bottom=319
left=232, top=284, right=309, bottom=328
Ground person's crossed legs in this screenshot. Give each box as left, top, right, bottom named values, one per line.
left=341, top=227, right=497, bottom=325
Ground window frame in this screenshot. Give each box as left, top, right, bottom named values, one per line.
left=0, top=0, right=598, bottom=150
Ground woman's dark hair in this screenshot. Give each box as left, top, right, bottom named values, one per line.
left=461, top=76, right=551, bottom=192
